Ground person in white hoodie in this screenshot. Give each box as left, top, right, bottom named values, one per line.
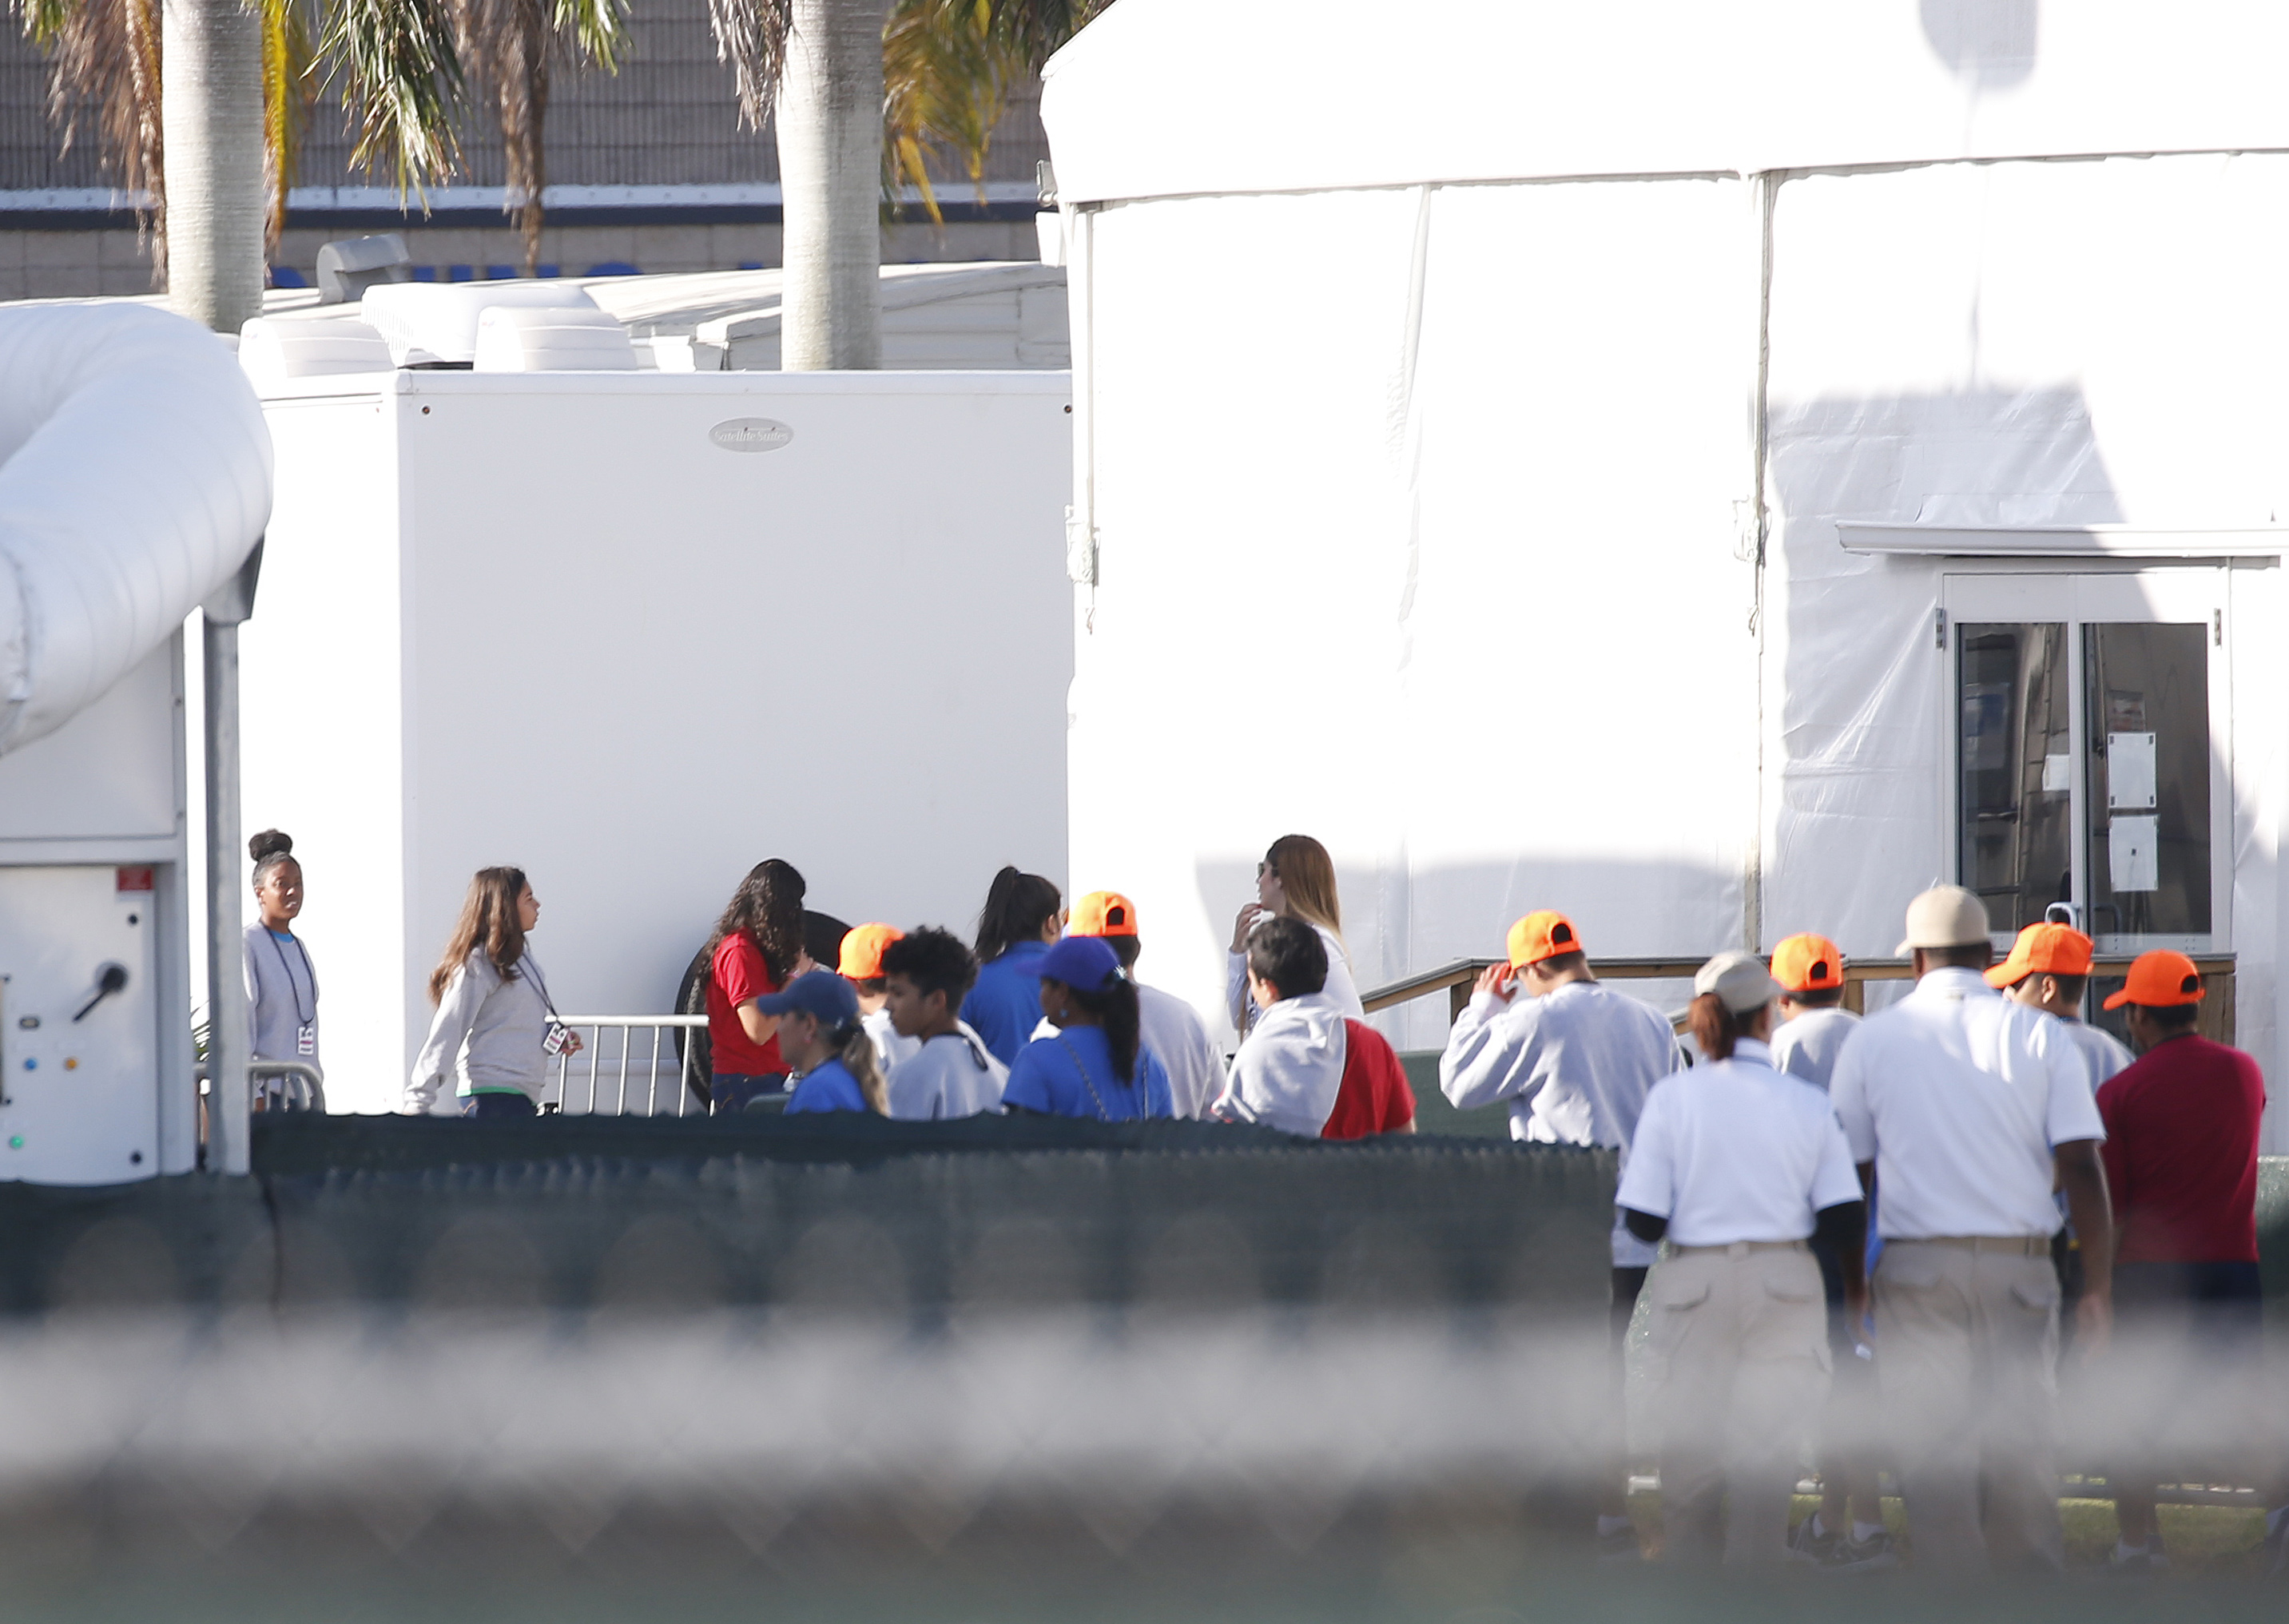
left=1210, top=916, right=1349, bottom=1136
left=404, top=867, right=579, bottom=1119
left=880, top=926, right=1007, bottom=1120
left=1439, top=908, right=1683, bottom=1562
left=1226, top=834, right=1363, bottom=1036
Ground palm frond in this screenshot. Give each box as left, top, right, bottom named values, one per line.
left=260, top=0, right=318, bottom=264
left=552, top=0, right=623, bottom=71
left=984, top=0, right=1103, bottom=68
left=322, top=0, right=466, bottom=200
left=447, top=0, right=624, bottom=280
left=15, top=0, right=166, bottom=279
left=705, top=0, right=790, bottom=132
left=882, top=0, right=1024, bottom=218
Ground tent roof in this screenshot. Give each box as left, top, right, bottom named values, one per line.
left=1042, top=0, right=2289, bottom=205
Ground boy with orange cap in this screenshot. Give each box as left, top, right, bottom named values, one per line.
left=2092, top=951, right=2271, bottom=1571
left=1987, top=921, right=2132, bottom=1091
left=1767, top=932, right=1856, bottom=1094
left=839, top=923, right=921, bottom=1075
left=1440, top=909, right=1682, bottom=1559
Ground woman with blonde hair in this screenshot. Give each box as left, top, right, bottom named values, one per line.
left=405, top=867, right=579, bottom=1118
left=1227, top=834, right=1362, bottom=1031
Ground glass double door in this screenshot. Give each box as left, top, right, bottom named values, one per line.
left=1945, top=571, right=2229, bottom=953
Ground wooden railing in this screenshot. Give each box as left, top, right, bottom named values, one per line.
left=1362, top=954, right=2237, bottom=1042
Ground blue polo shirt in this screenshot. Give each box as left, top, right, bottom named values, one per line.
left=1003, top=1025, right=1173, bottom=1122
left=960, top=939, right=1053, bottom=1066
left=783, top=1057, right=868, bottom=1115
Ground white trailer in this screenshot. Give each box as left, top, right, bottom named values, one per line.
left=246, top=363, right=1073, bottom=1115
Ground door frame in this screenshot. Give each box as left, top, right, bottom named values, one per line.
left=1940, top=566, right=2232, bottom=953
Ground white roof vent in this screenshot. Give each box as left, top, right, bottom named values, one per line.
left=360, top=281, right=601, bottom=367
left=237, top=316, right=394, bottom=386
left=471, top=304, right=639, bottom=372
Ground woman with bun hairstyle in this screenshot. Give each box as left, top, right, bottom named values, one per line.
left=1001, top=936, right=1172, bottom=1122
left=960, top=866, right=1064, bottom=1066
left=242, top=830, right=320, bottom=1106
left=1227, top=834, right=1362, bottom=1034
left=405, top=866, right=580, bottom=1118
left=703, top=858, right=813, bottom=1114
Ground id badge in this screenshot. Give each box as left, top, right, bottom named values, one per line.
left=296, top=1023, right=316, bottom=1058
left=542, top=1020, right=573, bottom=1057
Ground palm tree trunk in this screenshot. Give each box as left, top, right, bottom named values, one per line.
left=775, top=0, right=881, bottom=370
left=163, top=0, right=264, bottom=332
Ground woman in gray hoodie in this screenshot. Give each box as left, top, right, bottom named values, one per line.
left=404, top=866, right=580, bottom=1118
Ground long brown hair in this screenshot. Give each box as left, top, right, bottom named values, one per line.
left=709, top=859, right=807, bottom=984
left=1266, top=834, right=1342, bottom=938
left=430, top=866, right=529, bottom=1003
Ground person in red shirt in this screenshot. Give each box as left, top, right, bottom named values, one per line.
left=703, top=859, right=813, bottom=1114
left=1320, top=1020, right=1416, bottom=1139
left=2093, top=950, right=2267, bottom=1571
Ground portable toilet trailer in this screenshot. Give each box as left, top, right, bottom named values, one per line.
left=0, top=305, right=271, bottom=1181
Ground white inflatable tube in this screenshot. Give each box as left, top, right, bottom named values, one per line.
left=0, top=303, right=272, bottom=752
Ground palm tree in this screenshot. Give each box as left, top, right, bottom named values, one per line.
left=13, top=0, right=625, bottom=326
left=710, top=0, right=1103, bottom=370
left=161, top=0, right=266, bottom=331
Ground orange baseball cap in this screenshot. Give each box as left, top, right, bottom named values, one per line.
left=1507, top=910, right=1584, bottom=969
left=837, top=923, right=904, bottom=981
left=1985, top=922, right=2096, bottom=990
left=1770, top=933, right=1846, bottom=993
left=1068, top=890, right=1139, bottom=937
left=2103, top=950, right=2206, bottom=1011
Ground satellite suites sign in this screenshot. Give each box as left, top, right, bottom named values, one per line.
left=709, top=418, right=793, bottom=453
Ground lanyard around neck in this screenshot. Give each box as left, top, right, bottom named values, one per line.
left=268, top=931, right=314, bottom=1026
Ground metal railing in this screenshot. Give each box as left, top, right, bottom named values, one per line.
left=1363, top=954, right=2238, bottom=1041
left=544, top=1015, right=708, bottom=1117
left=249, top=1060, right=325, bottom=1112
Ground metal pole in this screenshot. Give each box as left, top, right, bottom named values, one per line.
left=202, top=613, right=249, bottom=1174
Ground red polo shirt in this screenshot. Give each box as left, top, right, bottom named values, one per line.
left=2094, top=1034, right=2264, bottom=1264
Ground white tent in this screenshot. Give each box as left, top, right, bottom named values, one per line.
left=1041, top=0, right=2289, bottom=1146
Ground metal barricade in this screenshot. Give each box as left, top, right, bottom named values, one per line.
left=544, top=1015, right=709, bottom=1117
left=249, top=1060, right=326, bottom=1112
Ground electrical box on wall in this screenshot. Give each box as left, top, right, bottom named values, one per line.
left=0, top=639, right=196, bottom=1184
left=0, top=867, right=160, bottom=1180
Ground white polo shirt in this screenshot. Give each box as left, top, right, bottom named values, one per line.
left=1440, top=976, right=1683, bottom=1267
left=1769, top=1007, right=1859, bottom=1093
left=1829, top=967, right=2104, bottom=1241
left=1615, top=1038, right=1864, bottom=1246
left=2061, top=1019, right=2134, bottom=1093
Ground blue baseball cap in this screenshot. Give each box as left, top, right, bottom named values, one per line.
left=1039, top=935, right=1123, bottom=992
left=753, top=969, right=860, bottom=1025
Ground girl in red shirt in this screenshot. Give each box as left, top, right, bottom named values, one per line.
left=704, top=859, right=811, bottom=1114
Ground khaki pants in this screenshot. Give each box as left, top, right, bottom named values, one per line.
left=1647, top=1242, right=1830, bottom=1565
left=1873, top=1238, right=2063, bottom=1576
